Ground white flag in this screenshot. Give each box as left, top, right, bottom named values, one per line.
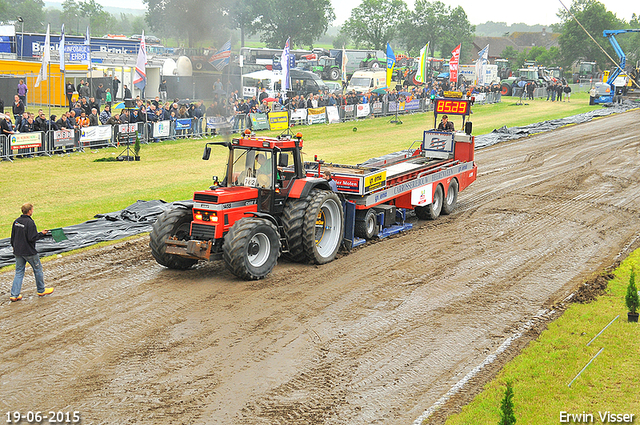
left=59, top=24, right=65, bottom=71
left=280, top=37, right=290, bottom=90
left=133, top=31, right=147, bottom=91
left=84, top=26, right=91, bottom=69
left=35, top=24, right=50, bottom=87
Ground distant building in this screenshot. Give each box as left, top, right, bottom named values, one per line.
left=472, top=29, right=561, bottom=62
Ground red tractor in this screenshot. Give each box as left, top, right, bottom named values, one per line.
left=149, top=130, right=343, bottom=280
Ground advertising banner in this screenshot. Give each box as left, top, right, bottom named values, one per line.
left=10, top=132, right=42, bottom=150
left=307, top=107, right=326, bottom=125
left=80, top=125, right=112, bottom=143
left=372, top=102, right=383, bottom=115
left=267, top=111, right=289, bottom=131
left=326, top=106, right=340, bottom=124
left=153, top=120, right=170, bottom=137
left=291, top=109, right=307, bottom=122
left=388, top=101, right=406, bottom=113
left=53, top=129, right=75, bottom=148
left=175, top=118, right=192, bottom=130
left=405, top=99, right=420, bottom=111
left=411, top=183, right=433, bottom=206
left=118, top=123, right=137, bottom=135
left=356, top=104, right=370, bottom=118
left=206, top=117, right=232, bottom=130
left=243, top=86, right=257, bottom=98
left=249, top=113, right=269, bottom=131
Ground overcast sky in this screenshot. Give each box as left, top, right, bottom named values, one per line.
left=101, top=0, right=635, bottom=28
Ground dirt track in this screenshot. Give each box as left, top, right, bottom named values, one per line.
left=2, top=109, right=640, bottom=425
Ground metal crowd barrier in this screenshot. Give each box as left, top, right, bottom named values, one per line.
left=1, top=97, right=503, bottom=161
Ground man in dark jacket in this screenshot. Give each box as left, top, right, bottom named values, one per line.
left=10, top=203, right=54, bottom=301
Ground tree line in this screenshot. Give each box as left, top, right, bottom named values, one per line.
left=1, top=0, right=638, bottom=71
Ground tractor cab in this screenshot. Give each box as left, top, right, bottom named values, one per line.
left=201, top=130, right=307, bottom=215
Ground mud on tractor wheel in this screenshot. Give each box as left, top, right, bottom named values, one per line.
left=281, top=196, right=310, bottom=262
left=302, top=189, right=344, bottom=264
left=223, top=218, right=281, bottom=280
left=150, top=206, right=199, bottom=270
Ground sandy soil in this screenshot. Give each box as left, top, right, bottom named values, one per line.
left=2, top=108, right=640, bottom=425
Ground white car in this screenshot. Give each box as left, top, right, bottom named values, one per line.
left=324, top=81, right=343, bottom=95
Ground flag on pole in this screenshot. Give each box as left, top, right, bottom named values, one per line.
left=386, top=42, right=395, bottom=88
left=133, top=31, right=147, bottom=91
left=209, top=38, right=231, bottom=70
left=59, top=24, right=65, bottom=71
left=449, top=43, right=461, bottom=84
left=415, top=42, right=429, bottom=84
left=35, top=24, right=50, bottom=87
left=280, top=37, right=291, bottom=90
left=84, top=26, right=91, bottom=69
left=476, top=44, right=489, bottom=85
left=341, top=45, right=348, bottom=83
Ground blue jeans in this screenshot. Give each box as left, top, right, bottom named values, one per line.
left=12, top=254, right=45, bottom=297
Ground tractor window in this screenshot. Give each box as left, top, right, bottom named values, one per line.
left=230, top=148, right=273, bottom=190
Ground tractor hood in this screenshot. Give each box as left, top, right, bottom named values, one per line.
left=193, top=186, right=258, bottom=205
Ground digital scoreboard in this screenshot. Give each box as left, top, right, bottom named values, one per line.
left=434, top=98, right=471, bottom=116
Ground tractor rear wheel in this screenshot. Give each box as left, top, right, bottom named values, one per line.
left=415, top=185, right=443, bottom=220
left=223, top=218, right=280, bottom=280
left=355, top=209, right=378, bottom=240
left=150, top=207, right=198, bottom=270
left=441, top=179, right=458, bottom=215
left=303, top=189, right=344, bottom=264
left=501, top=83, right=512, bottom=96
left=281, top=196, right=309, bottom=262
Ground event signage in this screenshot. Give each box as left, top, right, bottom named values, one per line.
left=53, top=129, right=74, bottom=148
left=65, top=44, right=90, bottom=61
left=206, top=117, right=232, bottom=130
left=18, top=33, right=141, bottom=58
left=326, top=106, right=340, bottom=124
left=243, top=86, right=257, bottom=98
left=80, top=125, right=112, bottom=143
left=388, top=102, right=406, bottom=113
left=175, top=118, right=192, bottom=130
left=372, top=102, right=383, bottom=115
left=118, top=123, right=137, bottom=135
left=307, top=107, right=326, bottom=125
left=249, top=113, right=269, bottom=131
left=405, top=99, right=421, bottom=111
left=10, top=132, right=42, bottom=150
left=153, top=120, right=170, bottom=137
left=356, top=104, right=370, bottom=118
left=291, top=109, right=307, bottom=122
left=267, top=111, right=289, bottom=131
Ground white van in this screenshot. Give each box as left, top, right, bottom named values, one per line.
left=346, top=70, right=387, bottom=93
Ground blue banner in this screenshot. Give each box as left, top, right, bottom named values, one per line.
left=17, top=34, right=143, bottom=58
left=175, top=118, right=192, bottom=130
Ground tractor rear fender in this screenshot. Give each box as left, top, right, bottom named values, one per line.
left=287, top=178, right=332, bottom=199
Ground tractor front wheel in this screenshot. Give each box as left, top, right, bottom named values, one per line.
left=150, top=206, right=198, bottom=270
left=223, top=218, right=280, bottom=280
left=330, top=67, right=340, bottom=80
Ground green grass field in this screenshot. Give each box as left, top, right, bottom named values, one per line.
left=1, top=92, right=600, bottom=238
left=444, top=251, right=640, bottom=424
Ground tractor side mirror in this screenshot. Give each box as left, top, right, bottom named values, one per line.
left=202, top=146, right=211, bottom=160
left=278, top=153, right=289, bottom=168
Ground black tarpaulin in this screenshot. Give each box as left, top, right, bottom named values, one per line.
left=0, top=200, right=175, bottom=268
